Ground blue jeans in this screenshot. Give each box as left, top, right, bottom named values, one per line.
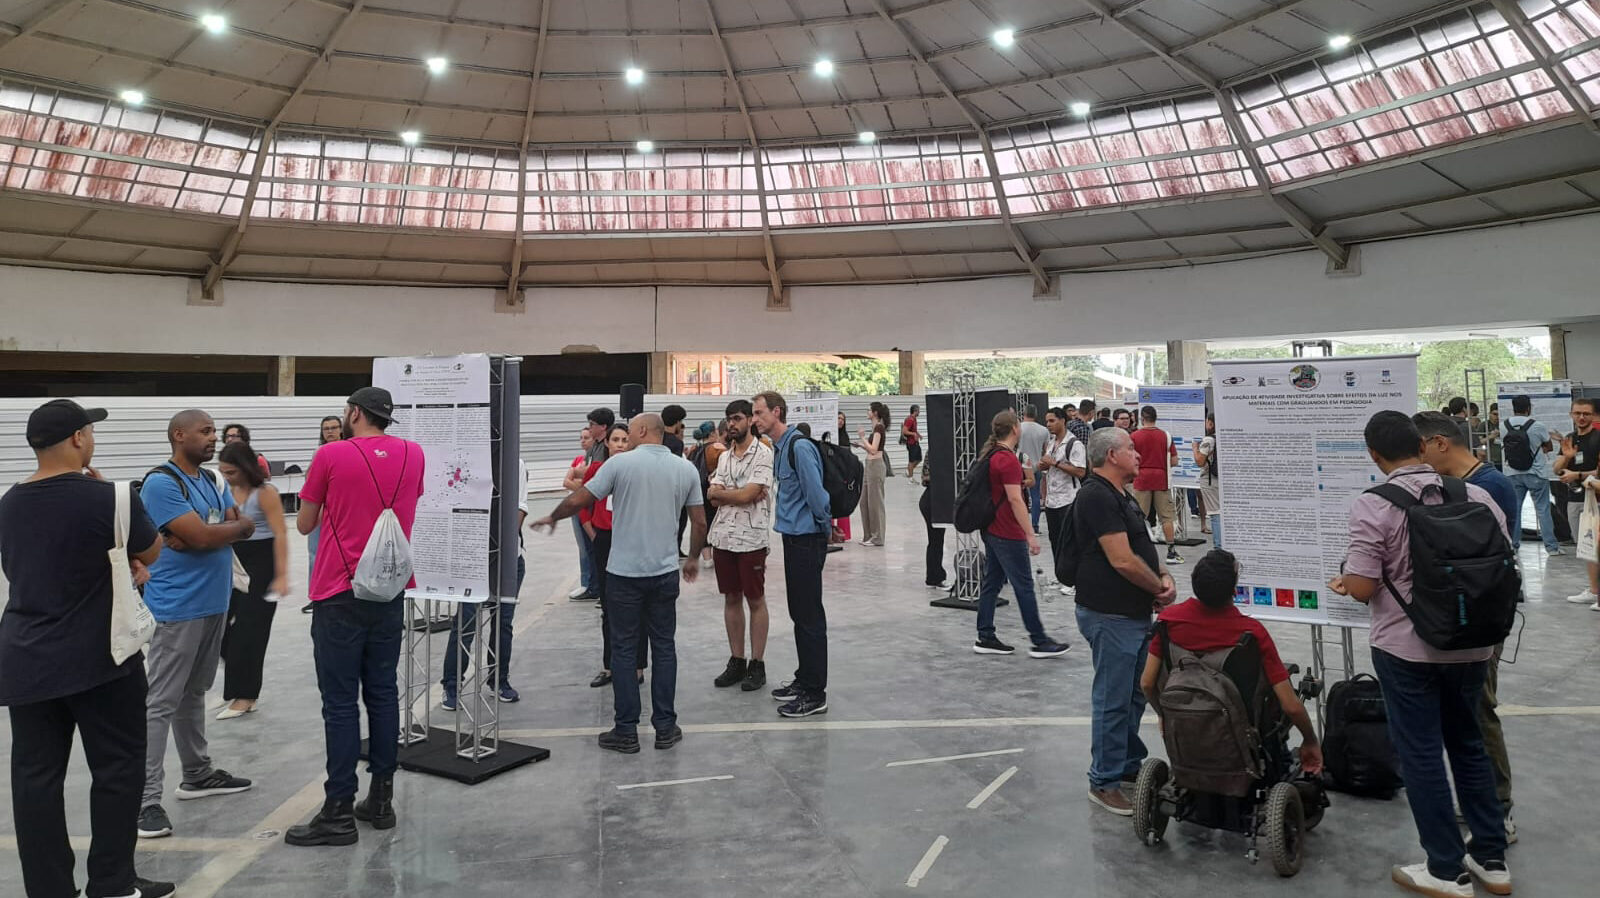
left=1209, top=513, right=1221, bottom=549
left=311, top=593, right=405, bottom=801
left=1027, top=481, right=1042, bottom=531
left=1075, top=606, right=1150, bottom=790
left=1370, top=649, right=1506, bottom=879
left=441, top=557, right=524, bottom=690
left=977, top=532, right=1048, bottom=646
left=572, top=517, right=594, bottom=591
left=606, top=572, right=679, bottom=735
left=1505, top=471, right=1557, bottom=551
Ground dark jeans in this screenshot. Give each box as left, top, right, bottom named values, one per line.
left=606, top=572, right=679, bottom=735
left=593, top=529, right=647, bottom=672
left=919, top=488, right=946, bottom=585
left=1027, top=480, right=1042, bottom=531
left=9, top=668, right=146, bottom=898
left=223, top=537, right=279, bottom=701
left=442, top=557, right=525, bottom=689
left=312, top=593, right=405, bottom=801
left=781, top=531, right=829, bottom=700
left=977, top=532, right=1048, bottom=646
left=1044, top=503, right=1071, bottom=557
left=1370, top=648, right=1506, bottom=879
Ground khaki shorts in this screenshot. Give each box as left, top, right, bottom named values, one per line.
left=1132, top=488, right=1176, bottom=526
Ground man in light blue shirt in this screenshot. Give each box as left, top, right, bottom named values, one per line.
left=533, top=413, right=704, bottom=754
left=753, top=391, right=834, bottom=719
left=1500, top=394, right=1560, bottom=554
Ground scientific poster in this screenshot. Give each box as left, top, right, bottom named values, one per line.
left=372, top=354, right=493, bottom=601
left=1138, top=386, right=1208, bottom=490
left=1211, top=355, right=1418, bottom=628
left=787, top=393, right=840, bottom=445
left=1496, top=380, right=1573, bottom=440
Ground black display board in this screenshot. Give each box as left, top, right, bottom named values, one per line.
left=925, top=392, right=954, bottom=524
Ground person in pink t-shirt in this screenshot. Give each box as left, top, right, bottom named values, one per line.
left=284, top=387, right=424, bottom=849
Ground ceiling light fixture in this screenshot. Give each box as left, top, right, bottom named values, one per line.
left=199, top=13, right=226, bottom=34
left=624, top=66, right=645, bottom=85
left=858, top=130, right=877, bottom=144
left=1069, top=101, right=1091, bottom=116
left=814, top=58, right=834, bottom=77
left=993, top=29, right=1015, bottom=48
left=636, top=139, right=655, bottom=153
left=425, top=56, right=448, bottom=75
left=118, top=89, right=145, bottom=106
left=399, top=130, right=420, bottom=145
left=1328, top=34, right=1353, bottom=50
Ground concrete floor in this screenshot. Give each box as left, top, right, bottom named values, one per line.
left=1, top=479, right=1596, bottom=897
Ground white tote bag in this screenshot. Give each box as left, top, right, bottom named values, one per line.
left=351, top=508, right=412, bottom=602
left=1578, top=485, right=1599, bottom=564
left=109, top=481, right=156, bottom=664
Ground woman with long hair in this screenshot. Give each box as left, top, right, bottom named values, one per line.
left=216, top=440, right=289, bottom=718
left=856, top=402, right=890, bottom=546
left=301, top=415, right=345, bottom=614
left=585, top=423, right=648, bottom=688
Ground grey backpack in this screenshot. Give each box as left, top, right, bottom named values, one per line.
left=1154, top=623, right=1265, bottom=798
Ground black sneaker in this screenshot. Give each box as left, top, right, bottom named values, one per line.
left=1166, top=550, right=1184, bottom=565
left=713, top=656, right=747, bottom=688
left=654, top=726, right=684, bottom=750
left=741, top=660, right=767, bottom=692
left=1029, top=640, right=1071, bottom=659
left=570, top=589, right=599, bottom=602
left=129, top=877, right=177, bottom=898
left=597, top=728, right=640, bottom=754
left=778, top=695, right=829, bottom=718
left=136, top=804, right=172, bottom=839
left=973, top=638, right=1015, bottom=655
left=176, top=768, right=253, bottom=800
left=771, top=680, right=804, bottom=702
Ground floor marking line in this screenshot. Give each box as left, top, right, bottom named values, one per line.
left=177, top=777, right=327, bottom=898
left=0, top=835, right=252, bottom=853
left=502, top=718, right=1096, bottom=741
left=1498, top=704, right=1600, bottom=717
left=616, top=774, right=734, bottom=791
left=886, top=747, right=1025, bottom=768
left=905, top=835, right=949, bottom=888
left=965, top=765, right=1019, bottom=809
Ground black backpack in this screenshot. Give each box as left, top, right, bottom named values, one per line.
left=1321, top=674, right=1400, bottom=799
left=786, top=434, right=863, bottom=519
left=953, top=450, right=1000, bottom=534
left=1367, top=476, right=1520, bottom=651
left=1501, top=419, right=1537, bottom=472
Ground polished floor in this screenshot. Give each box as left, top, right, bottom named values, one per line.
left=1, top=479, right=1596, bottom=897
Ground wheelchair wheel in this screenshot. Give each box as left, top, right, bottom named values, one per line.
left=1265, top=781, right=1304, bottom=877
left=1132, top=759, right=1170, bottom=846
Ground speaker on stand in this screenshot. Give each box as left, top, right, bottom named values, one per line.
left=619, top=383, right=645, bottom=420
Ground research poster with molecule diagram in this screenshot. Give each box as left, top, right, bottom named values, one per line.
left=1210, top=354, right=1419, bottom=628
left=371, top=353, right=494, bottom=601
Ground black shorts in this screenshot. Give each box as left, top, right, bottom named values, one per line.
left=907, top=442, right=923, bottom=463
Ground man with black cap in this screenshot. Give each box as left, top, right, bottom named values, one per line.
left=0, top=400, right=175, bottom=898
left=285, top=386, right=425, bottom=847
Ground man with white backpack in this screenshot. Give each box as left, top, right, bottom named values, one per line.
left=0, top=400, right=174, bottom=898
left=285, top=387, right=424, bottom=847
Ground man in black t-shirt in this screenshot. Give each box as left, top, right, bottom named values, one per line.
left=1557, top=397, right=1600, bottom=606
left=1072, top=426, right=1177, bottom=817
left=0, top=400, right=174, bottom=898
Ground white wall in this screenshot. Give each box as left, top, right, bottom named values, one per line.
left=1563, top=319, right=1600, bottom=386
left=4, top=214, right=1600, bottom=357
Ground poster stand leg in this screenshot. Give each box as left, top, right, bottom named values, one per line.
left=1306, top=624, right=1359, bottom=736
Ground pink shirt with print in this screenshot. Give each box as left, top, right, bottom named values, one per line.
left=301, top=435, right=426, bottom=602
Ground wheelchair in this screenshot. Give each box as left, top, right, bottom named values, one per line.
left=1130, top=631, right=1330, bottom=877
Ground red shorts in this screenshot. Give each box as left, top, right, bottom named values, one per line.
left=713, top=547, right=767, bottom=599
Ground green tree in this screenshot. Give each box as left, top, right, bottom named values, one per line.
left=926, top=356, right=1098, bottom=397
left=729, top=359, right=899, bottom=396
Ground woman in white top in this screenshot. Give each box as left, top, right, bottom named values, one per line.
left=216, top=440, right=289, bottom=718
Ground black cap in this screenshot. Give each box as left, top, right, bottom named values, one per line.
left=27, top=399, right=107, bottom=449
left=347, top=386, right=395, bottom=424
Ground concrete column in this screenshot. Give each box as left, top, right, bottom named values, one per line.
left=898, top=350, right=925, bottom=395
left=268, top=355, right=296, bottom=396
left=648, top=351, right=672, bottom=394
left=1165, top=340, right=1209, bottom=384
left=1550, top=324, right=1568, bottom=379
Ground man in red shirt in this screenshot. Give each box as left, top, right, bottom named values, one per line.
left=1129, top=405, right=1183, bottom=565
left=902, top=404, right=922, bottom=481
left=973, top=411, right=1070, bottom=658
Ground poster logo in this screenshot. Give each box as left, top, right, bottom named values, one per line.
left=1343, top=370, right=1359, bottom=387
left=1290, top=364, right=1320, bottom=391
left=1380, top=369, right=1393, bottom=384
left=1222, top=376, right=1246, bottom=386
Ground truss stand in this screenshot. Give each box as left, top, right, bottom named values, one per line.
left=931, top=374, right=1006, bottom=611
left=1306, top=624, right=1358, bottom=735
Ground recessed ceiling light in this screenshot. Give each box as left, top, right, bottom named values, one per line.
left=1328, top=34, right=1352, bottom=50
left=636, top=139, right=655, bottom=153
left=1069, top=101, right=1091, bottom=116
left=118, top=89, right=145, bottom=106
left=199, top=13, right=226, bottom=34
left=624, top=66, right=645, bottom=86
left=399, top=130, right=420, bottom=145
left=425, top=56, right=448, bottom=75
left=993, top=29, right=1015, bottom=48
left=814, top=58, right=834, bottom=77
left=858, top=130, right=877, bottom=144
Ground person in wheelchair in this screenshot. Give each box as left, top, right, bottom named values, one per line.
left=1133, top=549, right=1326, bottom=876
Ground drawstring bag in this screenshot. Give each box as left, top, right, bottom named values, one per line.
left=341, top=445, right=413, bottom=602
left=1578, top=484, right=1599, bottom=565
left=109, top=481, right=156, bottom=664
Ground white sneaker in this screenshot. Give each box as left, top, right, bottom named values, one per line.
left=1504, top=810, right=1518, bottom=845
left=1060, top=585, right=1076, bottom=596
left=1464, top=855, right=1513, bottom=895
left=1590, top=601, right=1599, bottom=612
left=1567, top=589, right=1598, bottom=604
left=567, top=585, right=588, bottom=600
left=1391, top=862, right=1474, bottom=897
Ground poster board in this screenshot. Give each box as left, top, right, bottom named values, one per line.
left=788, top=393, right=840, bottom=445
left=1496, top=380, right=1573, bottom=440
left=372, top=354, right=494, bottom=601
left=1211, top=355, right=1419, bottom=628
left=1138, top=385, right=1208, bottom=490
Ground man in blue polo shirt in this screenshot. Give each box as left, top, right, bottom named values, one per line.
left=135, top=410, right=256, bottom=840
left=752, top=391, right=834, bottom=718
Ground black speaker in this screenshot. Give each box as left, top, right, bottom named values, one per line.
left=1022, top=391, right=1049, bottom=418
left=925, top=392, right=955, bottom=524
left=974, top=388, right=1013, bottom=449
left=619, top=383, right=644, bottom=419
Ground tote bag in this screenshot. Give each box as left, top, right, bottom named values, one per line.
left=109, top=481, right=156, bottom=664
left=1578, top=485, right=1599, bottom=564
